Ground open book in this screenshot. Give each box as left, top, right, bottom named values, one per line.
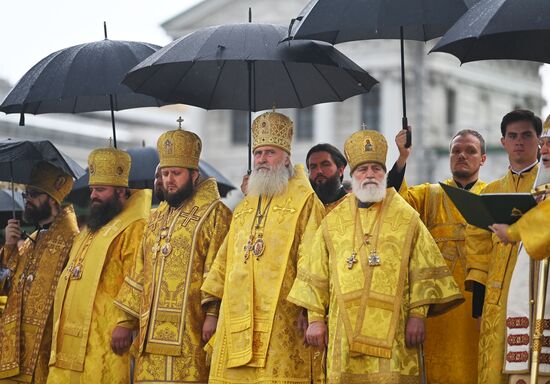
left=439, top=182, right=537, bottom=231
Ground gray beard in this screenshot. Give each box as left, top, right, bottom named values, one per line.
left=247, top=162, right=291, bottom=197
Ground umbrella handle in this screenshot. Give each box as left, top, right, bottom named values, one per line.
left=9, top=162, right=15, bottom=220
left=400, top=27, right=411, bottom=149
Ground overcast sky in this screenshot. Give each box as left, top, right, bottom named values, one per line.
left=1, top=0, right=549, bottom=116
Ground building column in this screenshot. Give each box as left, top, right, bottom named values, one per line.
left=313, top=103, right=335, bottom=144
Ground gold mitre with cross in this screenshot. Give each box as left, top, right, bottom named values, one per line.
left=29, top=161, right=74, bottom=204
left=344, top=128, right=388, bottom=173
left=157, top=117, right=202, bottom=170
left=88, top=142, right=131, bottom=187
left=252, top=111, right=293, bottom=154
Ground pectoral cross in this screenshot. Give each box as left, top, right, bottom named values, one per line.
left=346, top=252, right=358, bottom=270
left=180, top=206, right=200, bottom=227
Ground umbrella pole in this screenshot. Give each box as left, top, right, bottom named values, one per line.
left=247, top=61, right=252, bottom=175
left=9, top=161, right=15, bottom=220
left=109, top=94, right=118, bottom=148
left=400, top=26, right=412, bottom=148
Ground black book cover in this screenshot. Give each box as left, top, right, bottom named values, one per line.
left=439, top=182, right=537, bottom=230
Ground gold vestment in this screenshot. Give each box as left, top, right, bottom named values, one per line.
left=506, top=197, right=550, bottom=260
left=400, top=179, right=486, bottom=384
left=46, top=189, right=151, bottom=384
left=202, top=165, right=325, bottom=383
left=465, top=166, right=539, bottom=384
left=114, top=178, right=232, bottom=383
left=0, top=206, right=78, bottom=384
left=288, top=190, right=464, bottom=384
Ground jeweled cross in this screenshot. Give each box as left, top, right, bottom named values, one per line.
left=346, top=252, right=358, bottom=270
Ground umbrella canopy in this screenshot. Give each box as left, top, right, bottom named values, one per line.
left=431, top=0, right=550, bottom=64
left=67, top=147, right=236, bottom=206
left=0, top=139, right=85, bottom=184
left=290, top=0, right=475, bottom=145
left=123, top=22, right=378, bottom=171
left=291, top=0, right=475, bottom=44
left=0, top=35, right=167, bottom=147
left=0, top=189, right=23, bottom=227
left=124, top=23, right=377, bottom=110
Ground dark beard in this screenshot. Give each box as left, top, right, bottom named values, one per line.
left=165, top=181, right=194, bottom=208
left=87, top=195, right=124, bottom=232
left=311, top=173, right=342, bottom=204
left=452, top=169, right=474, bottom=180
left=154, top=187, right=165, bottom=202
left=23, top=200, right=52, bottom=225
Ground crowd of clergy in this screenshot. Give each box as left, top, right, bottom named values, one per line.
left=0, top=107, right=549, bottom=384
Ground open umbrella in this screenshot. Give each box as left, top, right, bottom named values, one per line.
left=67, top=147, right=236, bottom=206
left=0, top=138, right=85, bottom=218
left=0, top=23, right=167, bottom=148
left=123, top=20, right=378, bottom=172
left=431, top=0, right=550, bottom=63
left=290, top=0, right=476, bottom=147
left=0, top=189, right=23, bottom=228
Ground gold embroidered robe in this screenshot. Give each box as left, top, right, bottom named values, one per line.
left=114, top=178, right=232, bottom=383
left=0, top=206, right=78, bottom=384
left=46, top=189, right=151, bottom=384
left=506, top=197, right=550, bottom=260
left=288, top=190, right=464, bottom=384
left=399, top=178, right=486, bottom=384
left=202, top=165, right=325, bottom=383
left=465, top=166, right=539, bottom=384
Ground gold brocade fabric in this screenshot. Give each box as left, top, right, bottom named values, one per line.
left=324, top=193, right=348, bottom=214
left=0, top=206, right=78, bottom=384
left=400, top=179, right=486, bottom=384
left=202, top=165, right=326, bottom=383
left=46, top=190, right=151, bottom=384
left=287, top=190, right=464, bottom=384
left=465, top=166, right=539, bottom=384
left=507, top=198, right=550, bottom=260
left=114, top=178, right=232, bottom=383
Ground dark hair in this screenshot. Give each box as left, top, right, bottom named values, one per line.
left=306, top=143, right=347, bottom=169
left=500, top=109, right=542, bottom=137
left=451, top=129, right=487, bottom=155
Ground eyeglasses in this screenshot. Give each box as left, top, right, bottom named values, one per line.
left=22, top=190, right=46, bottom=200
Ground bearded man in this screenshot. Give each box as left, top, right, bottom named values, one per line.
left=306, top=143, right=348, bottom=212
left=0, top=162, right=78, bottom=383
left=114, top=126, right=232, bottom=383
left=46, top=146, right=151, bottom=384
left=288, top=129, right=464, bottom=384
left=202, top=111, right=325, bottom=383
left=386, top=128, right=487, bottom=384
left=153, top=164, right=165, bottom=203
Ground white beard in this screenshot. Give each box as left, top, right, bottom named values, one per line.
left=535, top=160, right=550, bottom=188
left=247, top=161, right=292, bottom=197
left=352, top=174, right=387, bottom=203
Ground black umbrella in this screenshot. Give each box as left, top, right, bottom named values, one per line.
left=0, top=24, right=166, bottom=148
left=67, top=147, right=236, bottom=206
left=0, top=189, right=23, bottom=228
left=123, top=21, right=378, bottom=172
left=431, top=0, right=550, bottom=64
left=0, top=138, right=85, bottom=218
left=290, top=0, right=476, bottom=146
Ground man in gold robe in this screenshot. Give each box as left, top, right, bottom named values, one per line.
left=491, top=123, right=550, bottom=384
left=288, top=129, right=464, bottom=384
left=114, top=125, right=232, bottom=383
left=0, top=162, right=78, bottom=384
left=306, top=143, right=348, bottom=213
left=388, top=128, right=487, bottom=384
left=202, top=111, right=325, bottom=383
left=465, top=109, right=542, bottom=384
left=46, top=146, right=151, bottom=384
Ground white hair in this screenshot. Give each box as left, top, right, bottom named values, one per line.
left=351, top=173, right=387, bottom=203
left=247, top=155, right=293, bottom=197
